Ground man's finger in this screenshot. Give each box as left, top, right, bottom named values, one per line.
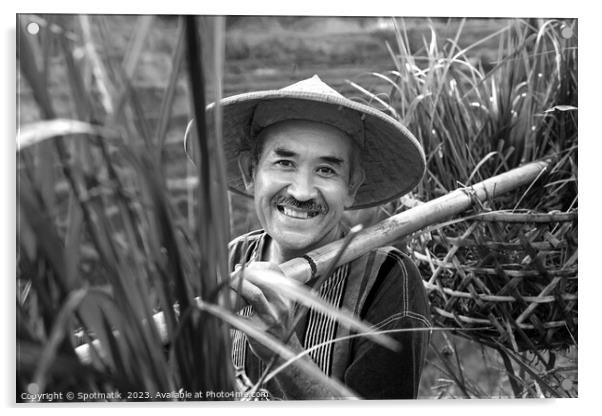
left=232, top=279, right=280, bottom=327
left=232, top=265, right=291, bottom=312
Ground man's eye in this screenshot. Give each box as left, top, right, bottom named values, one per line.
left=275, top=160, right=294, bottom=168
left=317, top=166, right=336, bottom=176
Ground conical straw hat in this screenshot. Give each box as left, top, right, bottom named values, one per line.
left=185, top=75, right=425, bottom=209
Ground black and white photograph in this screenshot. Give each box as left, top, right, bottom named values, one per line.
left=15, top=10, right=578, bottom=403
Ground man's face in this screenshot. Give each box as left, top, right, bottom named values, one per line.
left=248, top=120, right=358, bottom=255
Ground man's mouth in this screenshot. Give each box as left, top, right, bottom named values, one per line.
left=276, top=205, right=321, bottom=219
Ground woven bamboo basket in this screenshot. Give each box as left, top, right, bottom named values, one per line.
left=411, top=208, right=578, bottom=352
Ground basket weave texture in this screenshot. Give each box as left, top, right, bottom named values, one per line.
left=411, top=209, right=578, bottom=351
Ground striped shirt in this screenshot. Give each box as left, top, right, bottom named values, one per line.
left=229, top=229, right=431, bottom=399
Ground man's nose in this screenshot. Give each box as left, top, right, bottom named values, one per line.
left=286, top=171, right=318, bottom=201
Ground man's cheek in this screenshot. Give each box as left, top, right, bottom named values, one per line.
left=254, top=172, right=288, bottom=191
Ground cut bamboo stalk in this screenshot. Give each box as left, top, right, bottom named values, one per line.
left=413, top=251, right=577, bottom=278
left=422, top=280, right=577, bottom=303
left=432, top=307, right=569, bottom=330
left=430, top=235, right=567, bottom=250
left=74, top=159, right=552, bottom=362
left=427, top=222, right=478, bottom=285
left=515, top=276, right=563, bottom=324
left=472, top=210, right=577, bottom=223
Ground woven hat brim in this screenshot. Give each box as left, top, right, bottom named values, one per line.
left=189, top=89, right=426, bottom=210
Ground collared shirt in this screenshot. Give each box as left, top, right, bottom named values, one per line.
left=229, top=229, right=431, bottom=400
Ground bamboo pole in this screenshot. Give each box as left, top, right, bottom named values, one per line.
left=75, top=159, right=551, bottom=363
left=281, top=159, right=551, bottom=283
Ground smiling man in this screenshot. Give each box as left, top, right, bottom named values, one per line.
left=243, top=119, right=364, bottom=262
left=188, top=75, right=431, bottom=400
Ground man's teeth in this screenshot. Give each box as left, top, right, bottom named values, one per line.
left=283, top=207, right=311, bottom=219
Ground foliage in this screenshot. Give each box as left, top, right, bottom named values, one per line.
left=347, top=18, right=577, bottom=398
left=17, top=14, right=233, bottom=400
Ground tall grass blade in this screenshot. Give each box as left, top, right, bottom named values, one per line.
left=182, top=14, right=233, bottom=394
left=155, top=18, right=186, bottom=156
left=122, top=16, right=154, bottom=78
left=78, top=15, right=115, bottom=115
left=17, top=119, right=119, bottom=150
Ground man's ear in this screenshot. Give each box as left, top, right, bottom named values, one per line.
left=237, top=151, right=255, bottom=192
left=344, top=166, right=366, bottom=208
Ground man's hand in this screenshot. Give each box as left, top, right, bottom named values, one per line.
left=230, top=262, right=342, bottom=400
left=231, top=262, right=295, bottom=361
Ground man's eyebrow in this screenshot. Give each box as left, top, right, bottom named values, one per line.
left=271, top=147, right=346, bottom=165
left=272, top=147, right=297, bottom=158
left=320, top=156, right=345, bottom=166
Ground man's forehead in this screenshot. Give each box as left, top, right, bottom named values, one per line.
left=258, top=120, right=354, bottom=160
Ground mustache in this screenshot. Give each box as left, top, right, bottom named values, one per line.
left=273, top=195, right=328, bottom=214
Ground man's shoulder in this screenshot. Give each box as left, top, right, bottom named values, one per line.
left=359, top=245, right=418, bottom=277
left=353, top=245, right=428, bottom=317
left=370, top=245, right=412, bottom=261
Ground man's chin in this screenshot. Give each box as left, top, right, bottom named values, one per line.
left=264, top=214, right=342, bottom=256
left=273, top=233, right=319, bottom=253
